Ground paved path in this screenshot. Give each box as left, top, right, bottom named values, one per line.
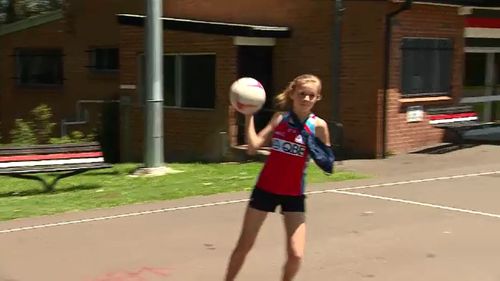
left=1, top=145, right=500, bottom=281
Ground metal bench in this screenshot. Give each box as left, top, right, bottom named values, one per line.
left=427, top=105, right=496, bottom=147
left=0, top=142, right=112, bottom=192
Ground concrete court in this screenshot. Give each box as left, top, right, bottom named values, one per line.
left=0, top=144, right=499, bottom=281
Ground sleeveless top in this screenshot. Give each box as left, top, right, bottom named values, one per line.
left=255, top=112, right=316, bottom=196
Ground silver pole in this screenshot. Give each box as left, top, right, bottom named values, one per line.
left=144, top=0, right=164, bottom=167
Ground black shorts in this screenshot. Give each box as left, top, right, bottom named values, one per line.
left=249, top=187, right=306, bottom=213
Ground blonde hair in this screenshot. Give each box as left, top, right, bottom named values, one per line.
left=274, top=74, right=322, bottom=110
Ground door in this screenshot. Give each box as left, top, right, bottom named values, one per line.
left=463, top=50, right=500, bottom=122
left=237, top=46, right=274, bottom=145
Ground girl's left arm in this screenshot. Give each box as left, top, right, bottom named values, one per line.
left=315, top=118, right=331, bottom=146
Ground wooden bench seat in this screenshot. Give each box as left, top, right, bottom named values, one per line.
left=0, top=142, right=112, bottom=192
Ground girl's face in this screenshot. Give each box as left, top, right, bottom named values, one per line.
left=290, top=82, right=321, bottom=113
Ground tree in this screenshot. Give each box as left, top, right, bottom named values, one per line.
left=0, top=0, right=63, bottom=24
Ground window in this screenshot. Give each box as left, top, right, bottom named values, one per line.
left=16, top=49, right=63, bottom=86
left=401, top=38, right=453, bottom=96
left=141, top=54, right=216, bottom=109
left=89, top=48, right=119, bottom=71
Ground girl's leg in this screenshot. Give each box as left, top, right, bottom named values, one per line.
left=281, top=212, right=306, bottom=281
left=224, top=206, right=268, bottom=281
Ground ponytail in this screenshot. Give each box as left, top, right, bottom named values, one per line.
left=274, top=81, right=294, bottom=111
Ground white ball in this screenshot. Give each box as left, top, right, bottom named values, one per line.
left=229, top=77, right=266, bottom=115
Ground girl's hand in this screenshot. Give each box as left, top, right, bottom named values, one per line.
left=245, top=112, right=283, bottom=155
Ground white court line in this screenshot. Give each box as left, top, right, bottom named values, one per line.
left=0, top=199, right=248, bottom=234
left=323, top=170, right=500, bottom=193
left=333, top=190, right=500, bottom=219
left=1, top=170, right=499, bottom=234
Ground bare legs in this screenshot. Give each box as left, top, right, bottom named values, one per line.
left=224, top=208, right=306, bottom=281
left=224, top=207, right=268, bottom=281
left=282, top=212, right=306, bottom=281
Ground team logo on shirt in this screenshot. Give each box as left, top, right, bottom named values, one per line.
left=294, top=135, right=304, bottom=144
left=272, top=138, right=306, bottom=157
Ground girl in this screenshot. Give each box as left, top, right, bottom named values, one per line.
left=224, top=74, right=332, bottom=281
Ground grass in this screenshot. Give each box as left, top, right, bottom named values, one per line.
left=472, top=101, right=500, bottom=122
left=0, top=162, right=365, bottom=221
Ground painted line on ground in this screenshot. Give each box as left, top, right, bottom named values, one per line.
left=1, top=170, right=499, bottom=234
left=0, top=199, right=249, bottom=234
left=333, top=190, right=500, bottom=219
left=323, top=170, right=500, bottom=193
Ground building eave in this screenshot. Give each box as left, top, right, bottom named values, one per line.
left=0, top=10, right=63, bottom=37
left=117, top=14, right=292, bottom=38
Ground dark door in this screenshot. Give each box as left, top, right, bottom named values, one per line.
left=237, top=46, right=274, bottom=145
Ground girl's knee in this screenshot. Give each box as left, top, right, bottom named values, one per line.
left=287, top=249, right=304, bottom=261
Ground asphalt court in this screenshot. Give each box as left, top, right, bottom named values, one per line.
left=330, top=172, right=500, bottom=219
left=1, top=169, right=500, bottom=281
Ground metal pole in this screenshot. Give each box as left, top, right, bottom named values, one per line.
left=144, top=0, right=164, bottom=167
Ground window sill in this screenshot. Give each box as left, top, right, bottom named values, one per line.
left=89, top=69, right=119, bottom=74
left=164, top=106, right=215, bottom=111
left=399, top=96, right=452, bottom=104
left=16, top=84, right=64, bottom=90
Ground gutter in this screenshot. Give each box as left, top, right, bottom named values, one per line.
left=381, top=0, right=412, bottom=158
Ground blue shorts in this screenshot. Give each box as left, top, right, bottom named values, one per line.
left=249, top=187, right=305, bottom=213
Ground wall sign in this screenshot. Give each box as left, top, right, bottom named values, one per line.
left=407, top=105, right=424, bottom=123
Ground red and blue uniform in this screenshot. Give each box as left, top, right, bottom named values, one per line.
left=256, top=112, right=316, bottom=196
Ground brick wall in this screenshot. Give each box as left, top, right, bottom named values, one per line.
left=119, top=25, right=236, bottom=162
left=0, top=19, right=68, bottom=140
left=0, top=0, right=144, bottom=142
left=386, top=4, right=465, bottom=154
left=119, top=0, right=337, bottom=161
left=340, top=2, right=465, bottom=157
left=340, top=1, right=386, bottom=158
left=0, top=0, right=468, bottom=161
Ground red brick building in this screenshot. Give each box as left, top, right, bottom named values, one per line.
left=1, top=0, right=499, bottom=162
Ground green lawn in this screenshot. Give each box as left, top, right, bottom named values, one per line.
left=472, top=101, right=500, bottom=122
left=0, top=162, right=365, bottom=221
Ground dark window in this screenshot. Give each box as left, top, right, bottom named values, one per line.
left=164, top=54, right=215, bottom=109
left=89, top=48, right=119, bottom=71
left=180, top=55, right=215, bottom=108
left=401, top=38, right=453, bottom=96
left=464, top=53, right=486, bottom=87
left=163, top=55, right=176, bottom=106
left=140, top=54, right=216, bottom=109
left=16, top=49, right=63, bottom=86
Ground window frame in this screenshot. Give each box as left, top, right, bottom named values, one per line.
left=400, top=37, right=454, bottom=97
left=15, top=48, right=64, bottom=87
left=87, top=47, right=119, bottom=72
left=139, top=52, right=216, bottom=110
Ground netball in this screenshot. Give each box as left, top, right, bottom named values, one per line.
left=229, top=77, right=266, bottom=115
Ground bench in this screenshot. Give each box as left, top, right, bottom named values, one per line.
left=427, top=105, right=496, bottom=147
left=0, top=142, right=112, bottom=192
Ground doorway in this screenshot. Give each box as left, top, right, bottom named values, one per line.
left=236, top=45, right=275, bottom=144
left=463, top=50, right=500, bottom=122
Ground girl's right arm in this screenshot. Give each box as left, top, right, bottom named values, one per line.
left=245, top=112, right=283, bottom=155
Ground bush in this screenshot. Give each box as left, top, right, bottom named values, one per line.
left=31, top=104, right=56, bottom=144
left=9, top=119, right=37, bottom=146
left=8, top=104, right=95, bottom=146
left=49, top=130, right=95, bottom=144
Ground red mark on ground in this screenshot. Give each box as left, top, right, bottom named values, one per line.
left=88, top=266, right=170, bottom=281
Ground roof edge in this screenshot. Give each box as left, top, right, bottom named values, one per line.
left=392, top=0, right=500, bottom=8
left=116, top=13, right=291, bottom=38
left=0, top=10, right=63, bottom=36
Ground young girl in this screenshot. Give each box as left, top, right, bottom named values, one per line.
left=224, top=74, right=332, bottom=281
